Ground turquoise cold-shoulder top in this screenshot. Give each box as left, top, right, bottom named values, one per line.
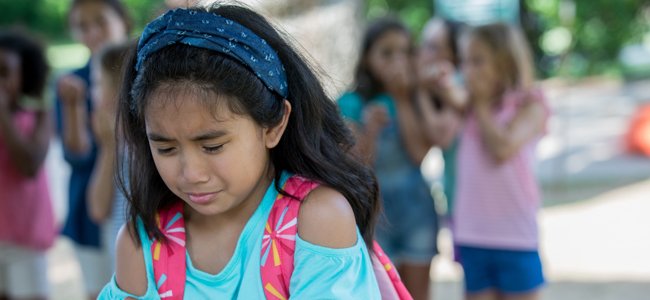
left=98, top=171, right=381, bottom=299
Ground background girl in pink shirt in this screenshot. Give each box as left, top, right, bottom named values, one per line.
left=0, top=29, right=56, bottom=299
left=451, top=23, right=549, bottom=300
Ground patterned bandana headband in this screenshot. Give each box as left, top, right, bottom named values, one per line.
left=136, top=8, right=288, bottom=98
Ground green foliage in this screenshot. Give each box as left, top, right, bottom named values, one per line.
left=0, top=0, right=162, bottom=42
left=2, top=0, right=647, bottom=78
left=526, top=0, right=650, bottom=77
left=365, top=0, right=434, bottom=37
left=0, top=0, right=67, bottom=42
left=366, top=0, right=650, bottom=78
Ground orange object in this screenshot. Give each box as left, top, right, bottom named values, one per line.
left=626, top=104, right=650, bottom=156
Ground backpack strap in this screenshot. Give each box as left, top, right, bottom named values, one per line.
left=372, top=241, right=413, bottom=300
left=150, top=177, right=406, bottom=300
left=151, top=201, right=187, bottom=299
left=260, top=175, right=319, bottom=300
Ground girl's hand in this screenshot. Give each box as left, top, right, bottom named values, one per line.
left=91, top=109, right=116, bottom=146
left=419, top=61, right=453, bottom=92
left=58, top=74, right=86, bottom=106
left=363, top=104, right=390, bottom=138
left=417, top=61, right=468, bottom=112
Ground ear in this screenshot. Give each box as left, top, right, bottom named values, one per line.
left=263, top=99, right=291, bottom=149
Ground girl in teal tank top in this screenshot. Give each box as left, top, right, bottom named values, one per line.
left=99, top=4, right=384, bottom=299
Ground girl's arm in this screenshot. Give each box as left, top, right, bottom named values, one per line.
left=416, top=89, right=462, bottom=149
left=395, top=95, right=432, bottom=165
left=348, top=105, right=389, bottom=164
left=115, top=224, right=148, bottom=297
left=58, top=74, right=91, bottom=155
left=0, top=92, right=51, bottom=177
left=474, top=94, right=546, bottom=164
left=87, top=110, right=117, bottom=223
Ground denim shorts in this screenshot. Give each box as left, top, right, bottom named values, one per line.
left=374, top=170, right=439, bottom=265
left=458, top=245, right=545, bottom=294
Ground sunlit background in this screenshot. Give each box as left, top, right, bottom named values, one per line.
left=1, top=0, right=649, bottom=299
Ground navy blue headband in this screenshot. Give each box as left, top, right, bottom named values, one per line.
left=136, top=8, right=288, bottom=98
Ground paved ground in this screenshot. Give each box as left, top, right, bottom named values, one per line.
left=45, top=78, right=650, bottom=299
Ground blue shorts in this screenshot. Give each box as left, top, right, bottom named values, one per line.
left=458, top=245, right=545, bottom=294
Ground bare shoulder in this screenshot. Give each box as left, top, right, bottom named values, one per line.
left=115, top=223, right=148, bottom=296
left=298, top=185, right=358, bottom=248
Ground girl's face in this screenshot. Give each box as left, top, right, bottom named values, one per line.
left=366, top=29, right=412, bottom=89
left=419, top=20, right=453, bottom=66
left=70, top=2, right=127, bottom=54
left=145, top=85, right=288, bottom=218
left=0, top=49, right=21, bottom=107
left=461, top=37, right=500, bottom=100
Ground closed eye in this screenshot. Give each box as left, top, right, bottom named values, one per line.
left=203, top=144, right=224, bottom=154
left=157, top=147, right=176, bottom=155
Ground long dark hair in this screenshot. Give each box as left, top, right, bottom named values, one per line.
left=353, top=16, right=412, bottom=102
left=442, top=19, right=464, bottom=69
left=118, top=4, right=380, bottom=248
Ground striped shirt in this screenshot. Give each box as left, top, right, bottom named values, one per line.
left=453, top=89, right=548, bottom=250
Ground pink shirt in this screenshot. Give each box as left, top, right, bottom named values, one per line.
left=0, top=110, right=56, bottom=250
left=453, top=89, right=548, bottom=250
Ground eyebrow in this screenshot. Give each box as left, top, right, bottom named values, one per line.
left=147, top=130, right=228, bottom=142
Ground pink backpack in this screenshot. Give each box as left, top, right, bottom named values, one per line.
left=151, top=175, right=412, bottom=300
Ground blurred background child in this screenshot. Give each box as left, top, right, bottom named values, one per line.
left=453, top=23, right=549, bottom=300
left=0, top=29, right=55, bottom=300
left=87, top=41, right=132, bottom=268
left=54, top=0, right=131, bottom=298
left=417, top=17, right=466, bottom=219
left=338, top=17, right=439, bottom=300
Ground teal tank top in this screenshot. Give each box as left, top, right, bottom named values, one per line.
left=98, top=172, right=381, bottom=299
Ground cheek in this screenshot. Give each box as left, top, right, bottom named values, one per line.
left=105, top=17, right=126, bottom=40
left=480, top=64, right=499, bottom=85
left=150, top=152, right=178, bottom=187
left=367, top=55, right=385, bottom=78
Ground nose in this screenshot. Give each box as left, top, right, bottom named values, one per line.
left=87, top=25, right=107, bottom=52
left=179, top=151, right=210, bottom=185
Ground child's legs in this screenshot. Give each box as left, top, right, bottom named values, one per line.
left=380, top=174, right=439, bottom=299
left=74, top=244, right=112, bottom=298
left=0, top=258, right=6, bottom=299
left=0, top=242, right=49, bottom=299
left=397, top=263, right=432, bottom=300
left=376, top=213, right=437, bottom=300
left=466, top=290, right=499, bottom=300
left=392, top=213, right=438, bottom=300
left=501, top=291, right=540, bottom=300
